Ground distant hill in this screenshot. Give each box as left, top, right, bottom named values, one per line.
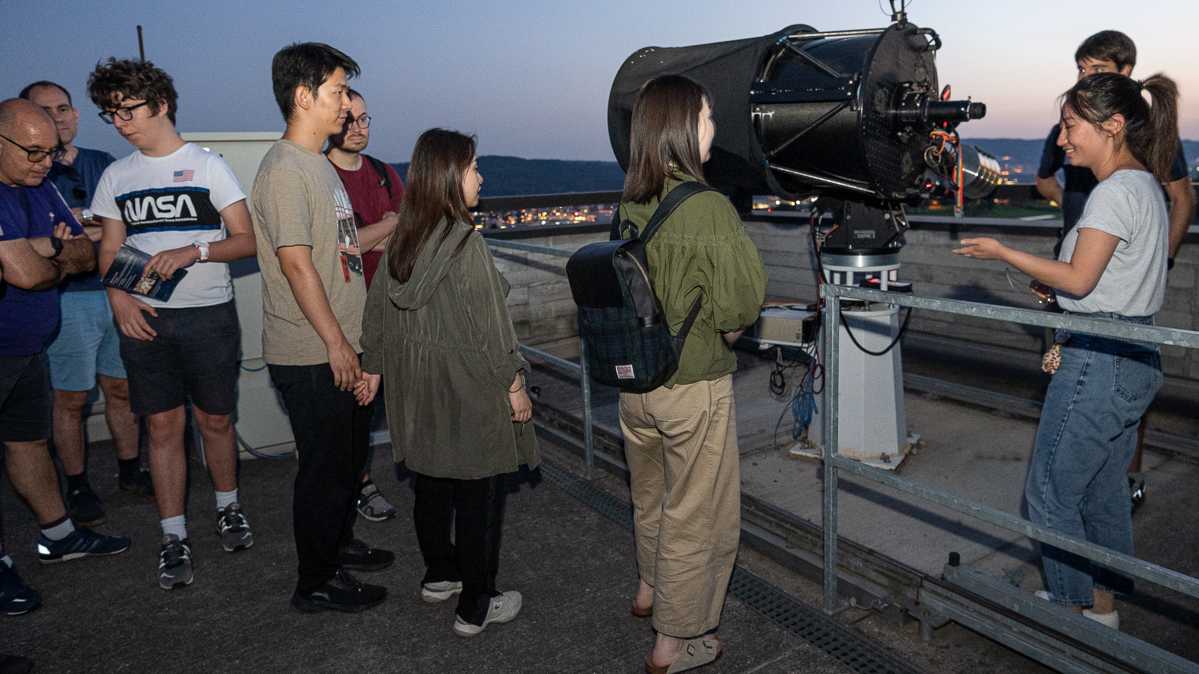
left=391, top=155, right=625, bottom=197
left=391, top=142, right=1198, bottom=197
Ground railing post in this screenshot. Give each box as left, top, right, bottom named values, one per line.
left=579, top=339, right=594, bottom=478
left=821, top=285, right=842, bottom=614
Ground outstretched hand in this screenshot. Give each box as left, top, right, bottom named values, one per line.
left=953, top=237, right=1007, bottom=261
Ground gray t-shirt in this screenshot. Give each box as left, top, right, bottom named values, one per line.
left=1056, top=169, right=1167, bottom=316
left=251, top=140, right=366, bottom=366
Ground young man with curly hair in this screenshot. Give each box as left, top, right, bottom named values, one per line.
left=87, top=58, right=258, bottom=590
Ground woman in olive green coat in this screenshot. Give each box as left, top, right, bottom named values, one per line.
left=359, top=129, right=536, bottom=638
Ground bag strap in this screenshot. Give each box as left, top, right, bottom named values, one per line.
left=645, top=182, right=715, bottom=347
left=674, top=293, right=704, bottom=348
left=364, top=154, right=394, bottom=198
left=609, top=204, right=623, bottom=241
left=639, top=181, right=714, bottom=244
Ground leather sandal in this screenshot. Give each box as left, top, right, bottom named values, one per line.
left=643, top=637, right=722, bottom=674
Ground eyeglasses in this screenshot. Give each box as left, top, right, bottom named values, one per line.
left=98, top=101, right=151, bottom=124
left=0, top=132, right=65, bottom=163
left=346, top=114, right=372, bottom=129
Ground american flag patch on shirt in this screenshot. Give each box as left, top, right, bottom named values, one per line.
left=173, top=169, right=194, bottom=182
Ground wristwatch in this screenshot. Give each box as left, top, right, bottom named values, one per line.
left=80, top=208, right=94, bottom=224
left=193, top=241, right=210, bottom=262
left=49, top=236, right=64, bottom=259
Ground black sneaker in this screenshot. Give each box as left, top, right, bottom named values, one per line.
left=0, top=561, right=40, bottom=616
left=291, top=569, right=387, bottom=613
left=118, top=469, right=155, bottom=497
left=66, top=482, right=106, bottom=527
left=37, top=527, right=131, bottom=564
left=217, top=503, right=254, bottom=553
left=158, top=535, right=194, bottom=590
left=338, top=538, right=395, bottom=572
left=1129, top=473, right=1147, bottom=512
left=356, top=483, right=398, bottom=522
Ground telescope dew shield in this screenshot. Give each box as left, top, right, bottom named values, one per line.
left=607, top=21, right=986, bottom=204
left=608, top=25, right=812, bottom=197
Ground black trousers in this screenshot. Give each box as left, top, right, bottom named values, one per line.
left=413, top=472, right=506, bottom=624
left=269, top=362, right=370, bottom=592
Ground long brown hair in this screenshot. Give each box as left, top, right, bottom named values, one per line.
left=1062, top=72, right=1180, bottom=182
left=386, top=128, right=476, bottom=283
left=622, top=75, right=711, bottom=203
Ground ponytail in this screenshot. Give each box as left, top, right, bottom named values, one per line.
left=1062, top=72, right=1181, bottom=182
left=1138, top=74, right=1180, bottom=182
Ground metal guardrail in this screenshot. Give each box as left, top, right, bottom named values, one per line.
left=820, top=284, right=1199, bottom=673
left=485, top=208, right=1199, bottom=671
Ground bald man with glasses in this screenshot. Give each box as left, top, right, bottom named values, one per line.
left=19, top=82, right=151, bottom=533
left=0, top=98, right=132, bottom=619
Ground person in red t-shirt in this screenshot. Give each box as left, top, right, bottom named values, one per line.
left=327, top=88, right=403, bottom=521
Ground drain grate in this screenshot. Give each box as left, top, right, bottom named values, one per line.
left=539, top=461, right=921, bottom=674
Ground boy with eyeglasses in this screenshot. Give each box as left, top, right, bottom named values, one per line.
left=86, top=58, right=258, bottom=590
left=325, top=88, right=402, bottom=522
left=19, top=81, right=152, bottom=531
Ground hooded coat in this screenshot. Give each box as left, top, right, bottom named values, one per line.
left=361, top=219, right=538, bottom=479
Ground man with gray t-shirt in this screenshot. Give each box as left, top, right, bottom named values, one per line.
left=252, top=42, right=392, bottom=614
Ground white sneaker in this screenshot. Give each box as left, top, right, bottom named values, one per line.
left=421, top=580, right=463, bottom=603
left=452, top=590, right=522, bottom=637
left=1034, top=590, right=1051, bottom=601
left=1083, top=609, right=1120, bottom=630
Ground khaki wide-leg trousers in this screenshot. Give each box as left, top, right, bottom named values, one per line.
left=618, top=373, right=740, bottom=638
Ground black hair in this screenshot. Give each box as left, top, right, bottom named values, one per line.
left=19, top=80, right=72, bottom=105
left=1075, top=30, right=1137, bottom=71
left=87, top=58, right=178, bottom=124
left=347, top=87, right=364, bottom=102
left=1063, top=72, right=1180, bottom=182
left=271, top=42, right=360, bottom=122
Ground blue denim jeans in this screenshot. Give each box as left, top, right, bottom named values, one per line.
left=1024, top=315, right=1162, bottom=607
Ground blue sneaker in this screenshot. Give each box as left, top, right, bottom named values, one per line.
left=0, top=561, right=41, bottom=616
left=36, top=527, right=131, bottom=564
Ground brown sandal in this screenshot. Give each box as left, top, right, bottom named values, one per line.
left=643, top=637, right=722, bottom=674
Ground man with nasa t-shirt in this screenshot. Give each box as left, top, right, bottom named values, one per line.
left=88, top=58, right=257, bottom=591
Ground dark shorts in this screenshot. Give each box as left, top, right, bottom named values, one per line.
left=0, top=352, right=52, bottom=442
left=118, top=300, right=240, bottom=417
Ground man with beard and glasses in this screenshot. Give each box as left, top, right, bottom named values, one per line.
left=326, top=88, right=402, bottom=523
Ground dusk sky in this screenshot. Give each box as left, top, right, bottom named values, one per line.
left=3, top=0, right=1197, bottom=163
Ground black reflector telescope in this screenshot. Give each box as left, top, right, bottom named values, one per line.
left=608, top=21, right=989, bottom=208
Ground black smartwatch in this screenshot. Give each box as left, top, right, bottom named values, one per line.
left=49, top=236, right=64, bottom=259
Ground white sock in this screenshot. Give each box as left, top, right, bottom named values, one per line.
left=41, top=517, right=76, bottom=542
left=161, top=515, right=188, bottom=541
left=215, top=489, right=239, bottom=511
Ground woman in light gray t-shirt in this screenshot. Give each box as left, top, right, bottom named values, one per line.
left=954, top=71, right=1180, bottom=630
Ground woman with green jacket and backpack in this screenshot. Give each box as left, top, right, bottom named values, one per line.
left=618, top=75, right=766, bottom=673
